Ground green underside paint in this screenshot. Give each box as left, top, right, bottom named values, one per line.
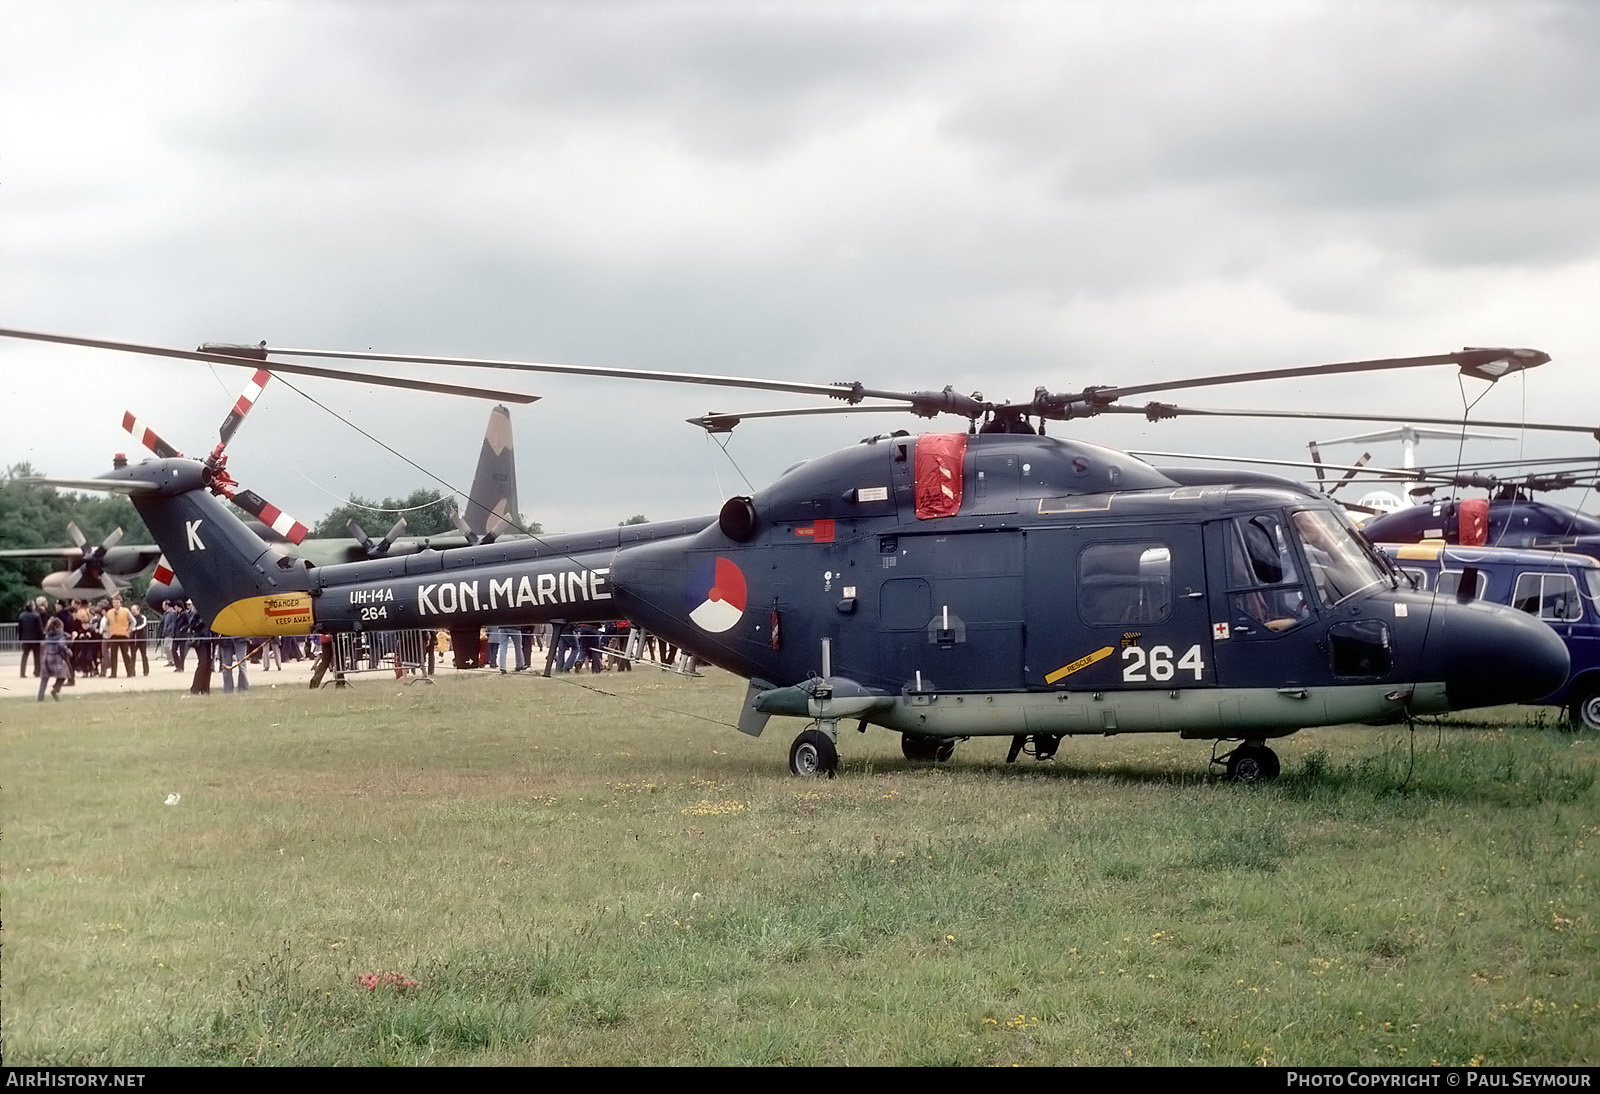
left=823, top=682, right=1452, bottom=740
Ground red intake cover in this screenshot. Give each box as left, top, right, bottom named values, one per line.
left=1458, top=498, right=1489, bottom=546
left=915, top=433, right=967, bottom=519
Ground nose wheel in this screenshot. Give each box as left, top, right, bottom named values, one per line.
left=1214, top=740, right=1281, bottom=783
left=1569, top=681, right=1600, bottom=732
left=789, top=727, right=838, bottom=778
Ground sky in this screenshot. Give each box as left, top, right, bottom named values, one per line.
left=4, top=0, right=1599, bottom=534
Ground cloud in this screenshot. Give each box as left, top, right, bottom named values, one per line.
left=3, top=1, right=1598, bottom=533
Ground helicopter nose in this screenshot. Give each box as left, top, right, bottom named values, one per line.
left=1431, top=600, right=1569, bottom=711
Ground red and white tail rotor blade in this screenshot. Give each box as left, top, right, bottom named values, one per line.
left=217, top=368, right=272, bottom=448
left=231, top=488, right=310, bottom=545
left=121, top=412, right=184, bottom=459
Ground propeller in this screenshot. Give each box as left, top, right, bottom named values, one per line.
left=347, top=517, right=409, bottom=558
left=63, top=521, right=125, bottom=593
left=481, top=512, right=512, bottom=545
left=450, top=510, right=481, bottom=547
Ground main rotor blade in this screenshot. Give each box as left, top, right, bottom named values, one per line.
left=687, top=404, right=908, bottom=433
left=1315, top=425, right=1512, bottom=446
left=0, top=329, right=540, bottom=404
left=256, top=343, right=919, bottom=406
left=18, top=476, right=161, bottom=494
left=1103, top=403, right=1600, bottom=439
left=258, top=344, right=999, bottom=419
left=1131, top=450, right=1421, bottom=481
left=1415, top=454, right=1600, bottom=474
left=1096, top=347, right=1549, bottom=403
left=1129, top=449, right=1594, bottom=494
left=0, top=546, right=87, bottom=560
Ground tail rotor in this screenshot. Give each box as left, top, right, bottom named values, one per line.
left=121, top=363, right=310, bottom=545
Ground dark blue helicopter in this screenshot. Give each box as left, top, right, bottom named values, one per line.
left=1362, top=492, right=1600, bottom=553
left=2, top=328, right=1573, bottom=782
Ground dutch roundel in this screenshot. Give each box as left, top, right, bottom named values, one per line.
left=685, top=556, right=748, bottom=633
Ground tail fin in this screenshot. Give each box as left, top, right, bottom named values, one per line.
left=463, top=404, right=519, bottom=538
left=130, top=461, right=315, bottom=635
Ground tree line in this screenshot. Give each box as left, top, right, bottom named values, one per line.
left=0, top=464, right=154, bottom=620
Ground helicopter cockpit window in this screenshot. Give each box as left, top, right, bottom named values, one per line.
left=1290, top=509, right=1386, bottom=607
left=1224, top=514, right=1310, bottom=635
left=1078, top=542, right=1173, bottom=626
left=1512, top=572, right=1583, bottom=622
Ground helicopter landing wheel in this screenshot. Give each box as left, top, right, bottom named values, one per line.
left=1568, top=682, right=1600, bottom=732
left=1225, top=742, right=1280, bottom=783
left=789, top=729, right=838, bottom=778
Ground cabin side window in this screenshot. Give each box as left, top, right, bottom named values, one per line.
left=1436, top=569, right=1490, bottom=600
left=1078, top=542, right=1173, bottom=626
left=1512, top=572, right=1583, bottom=622
left=1223, top=514, right=1311, bottom=635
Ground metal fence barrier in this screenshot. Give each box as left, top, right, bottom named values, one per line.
left=331, top=629, right=436, bottom=681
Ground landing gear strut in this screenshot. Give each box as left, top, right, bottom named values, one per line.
left=901, top=733, right=956, bottom=763
left=1005, top=734, right=1063, bottom=763
left=1214, top=740, right=1281, bottom=783
left=789, top=726, right=838, bottom=778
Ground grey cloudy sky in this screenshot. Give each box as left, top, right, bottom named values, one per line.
left=4, top=0, right=1598, bottom=532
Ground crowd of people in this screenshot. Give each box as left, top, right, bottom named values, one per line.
left=18, top=595, right=152, bottom=700
left=479, top=621, right=677, bottom=674
left=18, top=596, right=684, bottom=701
left=16, top=595, right=314, bottom=701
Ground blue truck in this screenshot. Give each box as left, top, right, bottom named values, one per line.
left=1379, top=542, right=1600, bottom=729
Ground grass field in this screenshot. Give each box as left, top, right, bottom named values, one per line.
left=2, top=668, right=1596, bottom=1066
